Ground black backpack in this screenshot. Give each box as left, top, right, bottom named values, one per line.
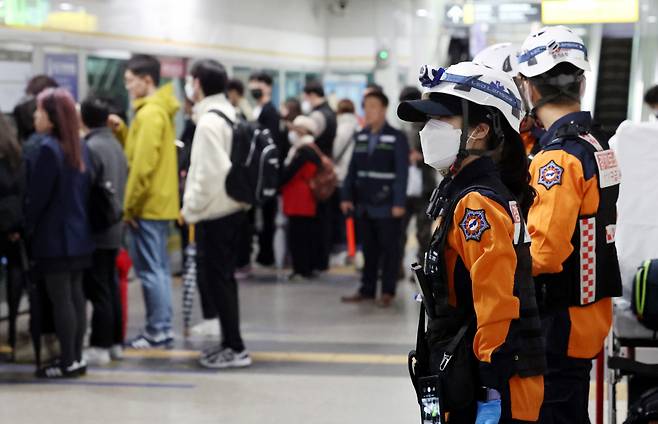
left=625, top=387, right=658, bottom=424
left=632, top=259, right=658, bottom=332
left=209, top=110, right=280, bottom=206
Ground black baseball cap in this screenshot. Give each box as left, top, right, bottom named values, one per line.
left=397, top=92, right=463, bottom=122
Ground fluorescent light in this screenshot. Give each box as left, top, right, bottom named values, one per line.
left=416, top=8, right=429, bottom=18
left=648, top=15, right=657, bottom=23
left=59, top=2, right=74, bottom=11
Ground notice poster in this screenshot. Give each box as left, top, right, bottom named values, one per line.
left=45, top=53, right=79, bottom=100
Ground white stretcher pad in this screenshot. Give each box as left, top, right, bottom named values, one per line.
left=609, top=121, right=658, bottom=340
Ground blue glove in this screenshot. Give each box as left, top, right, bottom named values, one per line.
left=475, top=399, right=502, bottom=424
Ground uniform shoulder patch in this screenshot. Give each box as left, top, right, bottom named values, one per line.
left=537, top=160, right=564, bottom=190
left=459, top=208, right=491, bottom=242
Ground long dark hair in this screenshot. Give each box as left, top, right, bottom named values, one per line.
left=0, top=114, right=22, bottom=171
left=37, top=88, right=84, bottom=172
left=467, top=103, right=535, bottom=216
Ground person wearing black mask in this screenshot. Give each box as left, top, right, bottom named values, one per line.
left=246, top=72, right=281, bottom=267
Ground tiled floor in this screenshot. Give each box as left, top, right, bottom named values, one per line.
left=0, top=263, right=645, bottom=423
left=0, top=267, right=422, bottom=423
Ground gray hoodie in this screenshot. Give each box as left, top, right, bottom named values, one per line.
left=85, top=127, right=128, bottom=249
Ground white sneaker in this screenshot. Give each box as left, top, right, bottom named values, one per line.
left=199, top=348, right=252, bottom=369
left=190, top=319, right=220, bottom=337
left=110, top=345, right=124, bottom=360
left=83, top=348, right=111, bottom=366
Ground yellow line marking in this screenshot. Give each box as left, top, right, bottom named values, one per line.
left=123, top=348, right=407, bottom=365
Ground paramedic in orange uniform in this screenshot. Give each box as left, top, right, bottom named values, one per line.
left=518, top=26, right=622, bottom=423
left=399, top=62, right=545, bottom=423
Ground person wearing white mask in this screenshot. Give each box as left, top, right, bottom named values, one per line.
left=181, top=59, right=252, bottom=370
left=280, top=115, right=322, bottom=281
left=398, top=62, right=545, bottom=423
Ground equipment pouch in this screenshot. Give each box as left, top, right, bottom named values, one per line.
left=427, top=319, right=476, bottom=411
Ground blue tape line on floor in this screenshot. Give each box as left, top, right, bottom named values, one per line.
left=0, top=379, right=195, bottom=389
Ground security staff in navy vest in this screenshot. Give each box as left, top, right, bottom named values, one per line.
left=303, top=81, right=338, bottom=272
left=340, top=90, right=409, bottom=308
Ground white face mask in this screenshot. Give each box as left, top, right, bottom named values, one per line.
left=288, top=131, right=301, bottom=146
left=301, top=100, right=312, bottom=115
left=185, top=76, right=195, bottom=102
left=419, top=119, right=462, bottom=172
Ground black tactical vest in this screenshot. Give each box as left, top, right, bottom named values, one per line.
left=535, top=123, right=623, bottom=309
left=418, top=176, right=546, bottom=383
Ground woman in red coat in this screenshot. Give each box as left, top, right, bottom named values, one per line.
left=281, top=116, right=322, bottom=280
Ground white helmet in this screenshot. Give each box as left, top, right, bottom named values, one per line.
left=397, top=61, right=523, bottom=133
left=473, top=43, right=520, bottom=77
left=518, top=25, right=590, bottom=78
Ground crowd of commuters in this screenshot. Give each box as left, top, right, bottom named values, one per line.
left=1, top=52, right=434, bottom=378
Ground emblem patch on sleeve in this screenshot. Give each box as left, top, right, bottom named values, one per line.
left=459, top=208, right=491, bottom=242
left=537, top=160, right=564, bottom=190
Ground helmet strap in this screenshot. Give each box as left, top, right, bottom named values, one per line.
left=527, top=73, right=583, bottom=119
left=450, top=98, right=470, bottom=174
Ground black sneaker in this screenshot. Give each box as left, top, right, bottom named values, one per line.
left=36, top=360, right=86, bottom=379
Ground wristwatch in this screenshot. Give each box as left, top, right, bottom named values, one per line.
left=478, top=386, right=501, bottom=402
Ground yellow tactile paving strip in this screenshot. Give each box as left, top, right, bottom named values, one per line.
left=123, top=348, right=408, bottom=365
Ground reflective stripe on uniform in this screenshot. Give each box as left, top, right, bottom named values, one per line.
left=356, top=171, right=396, bottom=180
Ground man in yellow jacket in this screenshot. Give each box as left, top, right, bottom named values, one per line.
left=111, top=55, right=180, bottom=349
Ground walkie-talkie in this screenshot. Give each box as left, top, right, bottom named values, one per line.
left=412, top=262, right=436, bottom=319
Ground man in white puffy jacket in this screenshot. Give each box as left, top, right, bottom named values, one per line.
left=181, top=59, right=251, bottom=369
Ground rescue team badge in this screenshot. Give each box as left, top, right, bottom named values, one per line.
left=537, top=160, right=564, bottom=190
left=459, top=208, right=491, bottom=242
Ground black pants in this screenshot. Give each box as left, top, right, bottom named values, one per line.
left=256, top=199, right=277, bottom=266
left=537, top=308, right=593, bottom=423
left=288, top=216, right=317, bottom=277
left=44, top=271, right=86, bottom=366
left=2, top=238, right=25, bottom=351
left=313, top=200, right=332, bottom=271
left=329, top=190, right=346, bottom=248
left=84, top=249, right=123, bottom=348
left=197, top=212, right=246, bottom=352
left=359, top=215, right=403, bottom=297
left=539, top=355, right=592, bottom=423
left=236, top=208, right=254, bottom=269
left=193, top=233, right=218, bottom=320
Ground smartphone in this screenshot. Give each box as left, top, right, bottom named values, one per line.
left=419, top=376, right=443, bottom=424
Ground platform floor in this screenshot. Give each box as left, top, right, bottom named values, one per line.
left=0, top=264, right=637, bottom=423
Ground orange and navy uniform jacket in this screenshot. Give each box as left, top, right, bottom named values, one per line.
left=436, top=157, right=544, bottom=422
left=528, top=111, right=621, bottom=359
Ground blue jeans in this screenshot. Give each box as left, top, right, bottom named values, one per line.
left=129, top=219, right=173, bottom=336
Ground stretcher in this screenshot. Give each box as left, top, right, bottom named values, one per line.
left=604, top=121, right=658, bottom=424
left=607, top=301, right=658, bottom=424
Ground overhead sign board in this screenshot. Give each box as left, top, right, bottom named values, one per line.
left=542, top=0, right=639, bottom=24
left=445, top=2, right=540, bottom=25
